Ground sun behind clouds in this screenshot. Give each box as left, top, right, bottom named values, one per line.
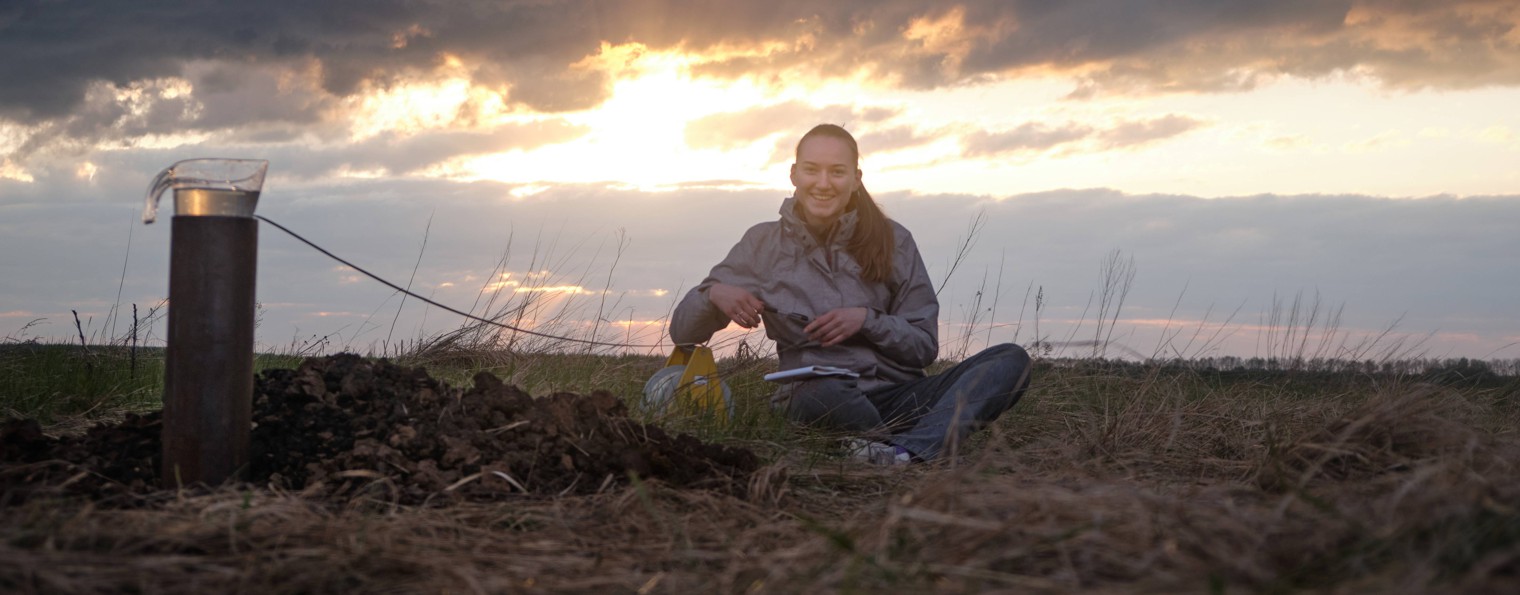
left=463, top=44, right=780, bottom=190
left=325, top=44, right=785, bottom=188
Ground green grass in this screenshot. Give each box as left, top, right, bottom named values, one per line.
left=0, top=344, right=164, bottom=422
left=6, top=341, right=1515, bottom=443
left=0, top=341, right=892, bottom=468
left=394, top=348, right=809, bottom=445
left=0, top=344, right=336, bottom=423
left=0, top=343, right=803, bottom=447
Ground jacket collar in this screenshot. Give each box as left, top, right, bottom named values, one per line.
left=780, top=196, right=859, bottom=248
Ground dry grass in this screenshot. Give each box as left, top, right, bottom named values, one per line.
left=4, top=367, right=1520, bottom=594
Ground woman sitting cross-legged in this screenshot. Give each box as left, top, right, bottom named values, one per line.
left=670, top=123, right=1032, bottom=465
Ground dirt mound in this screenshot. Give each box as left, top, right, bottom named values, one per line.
left=1, top=354, right=758, bottom=505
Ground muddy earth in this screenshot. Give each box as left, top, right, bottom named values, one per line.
left=0, top=354, right=759, bottom=506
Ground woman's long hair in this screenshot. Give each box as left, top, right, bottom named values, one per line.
left=796, top=124, right=895, bottom=284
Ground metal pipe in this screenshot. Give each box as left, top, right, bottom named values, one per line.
left=161, top=191, right=258, bottom=486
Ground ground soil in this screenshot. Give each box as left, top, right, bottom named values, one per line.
left=4, top=359, right=1520, bottom=592
left=0, top=354, right=758, bottom=506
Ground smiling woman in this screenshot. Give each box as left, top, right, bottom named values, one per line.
left=669, top=123, right=1034, bottom=466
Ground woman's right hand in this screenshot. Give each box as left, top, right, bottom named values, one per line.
left=707, top=283, right=765, bottom=328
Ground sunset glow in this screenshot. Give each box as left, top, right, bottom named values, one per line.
left=464, top=44, right=776, bottom=189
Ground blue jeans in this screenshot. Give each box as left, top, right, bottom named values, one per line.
left=779, top=343, right=1032, bottom=460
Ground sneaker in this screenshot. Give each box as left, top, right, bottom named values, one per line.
left=846, top=439, right=912, bottom=466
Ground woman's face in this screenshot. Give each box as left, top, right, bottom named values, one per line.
left=790, top=135, right=862, bottom=229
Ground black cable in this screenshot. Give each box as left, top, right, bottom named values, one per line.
left=255, top=215, right=667, bottom=350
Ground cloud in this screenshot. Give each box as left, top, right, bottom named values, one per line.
left=1477, top=125, right=1516, bottom=144
left=684, top=102, right=840, bottom=150
left=1265, top=134, right=1314, bottom=151
left=1342, top=130, right=1411, bottom=153
left=0, top=0, right=613, bottom=119
left=0, top=0, right=619, bottom=164
left=275, top=119, right=589, bottom=179
left=0, top=0, right=1516, bottom=212
left=678, top=0, right=1520, bottom=98
left=1099, top=114, right=1208, bottom=149
left=885, top=189, right=1520, bottom=359
left=8, top=1, right=1519, bottom=129
left=685, top=102, right=911, bottom=168
left=1066, top=1, right=1520, bottom=95
left=684, top=101, right=902, bottom=150
left=183, top=60, right=336, bottom=131
left=6, top=170, right=1519, bottom=357
left=857, top=125, right=945, bottom=154
left=961, top=114, right=1205, bottom=156
left=963, top=123, right=1094, bottom=156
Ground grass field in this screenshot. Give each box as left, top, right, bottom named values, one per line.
left=3, top=343, right=1519, bottom=593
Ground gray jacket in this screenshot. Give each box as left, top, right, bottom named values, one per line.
left=670, top=197, right=940, bottom=392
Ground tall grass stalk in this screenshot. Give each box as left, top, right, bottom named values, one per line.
left=934, top=208, right=985, bottom=298
left=587, top=228, right=630, bottom=354
left=982, top=248, right=1007, bottom=349
left=386, top=223, right=669, bottom=398
left=1092, top=249, right=1136, bottom=358
left=104, top=207, right=136, bottom=342
left=1254, top=290, right=1431, bottom=371
left=385, top=210, right=434, bottom=347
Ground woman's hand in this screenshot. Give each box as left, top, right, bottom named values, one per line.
left=707, top=283, right=766, bottom=328
left=805, top=307, right=868, bottom=348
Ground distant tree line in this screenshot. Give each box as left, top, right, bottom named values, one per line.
left=1037, top=355, right=1519, bottom=381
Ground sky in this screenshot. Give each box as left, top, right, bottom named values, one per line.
left=2, top=0, right=1518, bottom=362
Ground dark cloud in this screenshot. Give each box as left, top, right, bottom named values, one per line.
left=683, top=0, right=1520, bottom=96
left=185, top=61, right=335, bottom=131
left=5, top=63, right=343, bottom=162
left=0, top=0, right=610, bottom=120
left=0, top=117, right=587, bottom=215
left=8, top=0, right=1517, bottom=120
left=1066, top=1, right=1520, bottom=95
left=3, top=0, right=1518, bottom=167
left=885, top=189, right=1520, bottom=357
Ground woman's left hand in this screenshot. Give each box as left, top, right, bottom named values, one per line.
left=805, top=307, right=869, bottom=348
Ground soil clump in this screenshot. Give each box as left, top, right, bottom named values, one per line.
left=1, top=354, right=758, bottom=505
